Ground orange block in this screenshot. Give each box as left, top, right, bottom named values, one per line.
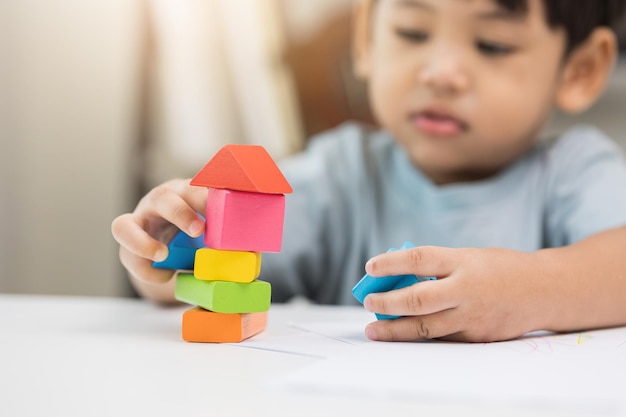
left=190, top=144, right=292, bottom=194
left=182, top=307, right=268, bottom=343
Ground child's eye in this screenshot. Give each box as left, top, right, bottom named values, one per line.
left=476, top=40, right=515, bottom=56
left=394, top=28, right=429, bottom=43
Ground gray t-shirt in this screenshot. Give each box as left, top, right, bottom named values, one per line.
left=261, top=122, right=626, bottom=305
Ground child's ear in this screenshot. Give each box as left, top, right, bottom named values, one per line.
left=352, top=0, right=374, bottom=80
left=555, top=28, right=618, bottom=114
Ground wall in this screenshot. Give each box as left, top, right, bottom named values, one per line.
left=0, top=0, right=143, bottom=296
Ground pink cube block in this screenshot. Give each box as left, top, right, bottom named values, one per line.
left=205, top=188, right=286, bottom=252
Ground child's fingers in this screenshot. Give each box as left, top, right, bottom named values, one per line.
left=119, top=246, right=175, bottom=284
left=185, top=187, right=208, bottom=216
left=144, top=186, right=205, bottom=238
left=364, top=308, right=461, bottom=341
left=150, top=179, right=207, bottom=221
left=111, top=213, right=169, bottom=261
left=164, top=178, right=208, bottom=216
left=365, top=245, right=460, bottom=278
left=364, top=278, right=459, bottom=316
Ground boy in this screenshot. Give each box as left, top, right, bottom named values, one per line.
left=112, top=0, right=626, bottom=343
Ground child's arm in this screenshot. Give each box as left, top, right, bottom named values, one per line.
left=111, top=179, right=207, bottom=303
left=362, top=226, right=626, bottom=342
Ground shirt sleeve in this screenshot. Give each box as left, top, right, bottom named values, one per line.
left=544, top=125, right=626, bottom=247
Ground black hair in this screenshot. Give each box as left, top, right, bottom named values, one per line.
left=496, top=0, right=626, bottom=54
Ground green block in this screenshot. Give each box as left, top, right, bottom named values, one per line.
left=175, top=273, right=271, bottom=313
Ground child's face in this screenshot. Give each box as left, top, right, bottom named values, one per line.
left=357, top=0, right=568, bottom=184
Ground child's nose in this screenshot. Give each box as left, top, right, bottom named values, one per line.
left=417, top=45, right=469, bottom=96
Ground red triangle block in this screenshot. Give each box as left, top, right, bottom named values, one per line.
left=190, top=144, right=292, bottom=194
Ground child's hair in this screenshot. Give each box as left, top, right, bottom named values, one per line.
left=497, top=0, right=626, bottom=54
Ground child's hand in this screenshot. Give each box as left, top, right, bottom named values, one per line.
left=111, top=179, right=206, bottom=285
left=362, top=246, right=548, bottom=342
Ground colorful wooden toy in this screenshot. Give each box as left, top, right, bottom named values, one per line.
left=182, top=307, right=268, bottom=343
left=204, top=188, right=285, bottom=252
left=190, top=144, right=292, bottom=194
left=153, top=229, right=205, bottom=270
left=194, top=248, right=261, bottom=283
left=175, top=273, right=271, bottom=313
left=352, top=242, right=436, bottom=320
left=173, top=144, right=292, bottom=343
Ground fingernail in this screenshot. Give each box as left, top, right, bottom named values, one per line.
left=365, top=257, right=377, bottom=273
left=364, top=295, right=375, bottom=312
left=189, top=220, right=204, bottom=236
left=154, top=248, right=168, bottom=262
left=366, top=326, right=378, bottom=341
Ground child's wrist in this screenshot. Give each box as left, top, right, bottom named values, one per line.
left=525, top=249, right=568, bottom=332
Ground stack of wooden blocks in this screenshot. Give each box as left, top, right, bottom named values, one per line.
left=154, top=144, right=292, bottom=343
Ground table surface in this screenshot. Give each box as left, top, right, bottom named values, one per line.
left=0, top=294, right=618, bottom=417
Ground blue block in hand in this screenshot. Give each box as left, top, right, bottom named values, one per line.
left=153, top=229, right=205, bottom=271
left=352, top=242, right=436, bottom=320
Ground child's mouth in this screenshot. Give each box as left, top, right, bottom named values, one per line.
left=412, top=110, right=467, bottom=137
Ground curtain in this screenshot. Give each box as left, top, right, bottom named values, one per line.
left=143, top=0, right=303, bottom=187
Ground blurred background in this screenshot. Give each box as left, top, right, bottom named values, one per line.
left=0, top=0, right=625, bottom=298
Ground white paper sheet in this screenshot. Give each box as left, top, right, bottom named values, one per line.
left=272, top=324, right=626, bottom=415
left=231, top=315, right=372, bottom=358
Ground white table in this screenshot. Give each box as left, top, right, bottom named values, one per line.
left=0, top=294, right=618, bottom=417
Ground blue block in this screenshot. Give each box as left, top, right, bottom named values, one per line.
left=153, top=229, right=205, bottom=270
left=352, top=242, right=436, bottom=320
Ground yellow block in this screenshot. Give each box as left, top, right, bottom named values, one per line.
left=194, top=248, right=261, bottom=283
